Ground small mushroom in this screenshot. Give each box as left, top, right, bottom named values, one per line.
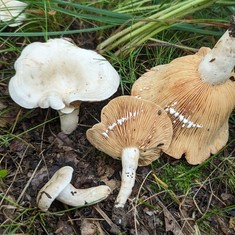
left=36, top=166, right=111, bottom=212
left=131, top=17, right=235, bottom=165
left=0, top=0, right=27, bottom=27
left=8, top=38, right=120, bottom=134
left=86, top=96, right=173, bottom=208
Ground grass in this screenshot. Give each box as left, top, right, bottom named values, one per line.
left=0, top=0, right=235, bottom=234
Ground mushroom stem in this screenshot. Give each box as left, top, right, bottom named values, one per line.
left=58, top=108, right=80, bottom=134
left=56, top=184, right=111, bottom=207
left=199, top=17, right=235, bottom=85
left=37, top=166, right=112, bottom=211
left=115, top=147, right=140, bottom=208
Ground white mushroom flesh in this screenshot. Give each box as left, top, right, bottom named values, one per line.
left=199, top=29, right=235, bottom=84
left=37, top=166, right=73, bottom=212
left=58, top=108, right=80, bottom=135
left=56, top=184, right=111, bottom=207
left=115, top=147, right=139, bottom=208
left=37, top=166, right=111, bottom=211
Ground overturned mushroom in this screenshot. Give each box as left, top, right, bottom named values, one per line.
left=0, top=0, right=27, bottom=27
left=86, top=96, right=173, bottom=208
left=131, top=18, right=235, bottom=165
left=36, top=166, right=111, bottom=212
left=8, top=38, right=120, bottom=134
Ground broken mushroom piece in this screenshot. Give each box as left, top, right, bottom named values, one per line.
left=131, top=18, right=235, bottom=165
left=8, top=38, right=120, bottom=134
left=0, top=0, right=27, bottom=27
left=36, top=166, right=111, bottom=212
left=86, top=96, right=173, bottom=208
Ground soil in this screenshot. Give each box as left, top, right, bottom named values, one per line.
left=1, top=85, right=235, bottom=234
left=0, top=32, right=235, bottom=235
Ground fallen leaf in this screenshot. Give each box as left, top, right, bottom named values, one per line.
left=55, top=220, right=75, bottom=235
left=0, top=102, right=14, bottom=127
left=229, top=217, right=235, bottom=231
left=80, top=218, right=105, bottom=235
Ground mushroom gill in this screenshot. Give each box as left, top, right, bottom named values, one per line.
left=131, top=47, right=235, bottom=165
left=87, top=96, right=173, bottom=166
left=86, top=96, right=173, bottom=208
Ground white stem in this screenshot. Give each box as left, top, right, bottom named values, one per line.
left=115, top=147, right=139, bottom=208
left=58, top=108, right=80, bottom=134
left=198, top=30, right=235, bottom=85
left=56, top=184, right=111, bottom=207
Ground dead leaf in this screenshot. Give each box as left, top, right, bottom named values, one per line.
left=216, top=215, right=234, bottom=234
left=163, top=208, right=185, bottom=235
left=9, top=140, right=27, bottom=153
left=30, top=166, right=48, bottom=190
left=229, top=217, right=235, bottom=231
left=80, top=219, right=105, bottom=235
left=0, top=195, right=17, bottom=220
left=157, top=197, right=195, bottom=235
left=55, top=220, right=75, bottom=235
left=0, top=102, right=14, bottom=127
left=221, top=193, right=235, bottom=205
left=27, top=9, right=56, bottom=16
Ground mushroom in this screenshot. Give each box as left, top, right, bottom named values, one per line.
left=86, top=96, right=173, bottom=208
left=36, top=166, right=111, bottom=212
left=0, top=0, right=27, bottom=27
left=131, top=17, right=235, bottom=165
left=8, top=38, right=120, bottom=134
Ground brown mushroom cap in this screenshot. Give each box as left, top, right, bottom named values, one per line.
left=86, top=96, right=173, bottom=166
left=131, top=47, right=235, bottom=165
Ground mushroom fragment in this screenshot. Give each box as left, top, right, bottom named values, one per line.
left=0, top=0, right=27, bottom=27
left=131, top=17, right=235, bottom=165
left=36, top=166, right=111, bottom=212
left=8, top=38, right=120, bottom=134
left=86, top=96, right=173, bottom=208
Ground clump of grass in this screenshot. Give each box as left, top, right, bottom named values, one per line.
left=151, top=160, right=204, bottom=195
left=97, top=0, right=234, bottom=55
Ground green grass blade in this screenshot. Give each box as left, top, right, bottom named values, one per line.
left=97, top=0, right=216, bottom=53
left=0, top=25, right=112, bottom=37
left=53, top=0, right=132, bottom=19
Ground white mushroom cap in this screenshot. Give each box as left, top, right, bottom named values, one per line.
left=37, top=166, right=73, bottom=212
left=0, top=0, right=27, bottom=27
left=36, top=166, right=111, bottom=212
left=8, top=38, right=120, bottom=133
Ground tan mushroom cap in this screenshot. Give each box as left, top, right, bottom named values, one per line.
left=131, top=47, right=235, bottom=165
left=86, top=96, right=173, bottom=166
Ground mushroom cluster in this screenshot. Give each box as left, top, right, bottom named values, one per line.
left=37, top=166, right=111, bottom=212
left=8, top=38, right=120, bottom=134
left=0, top=0, right=27, bottom=27
left=131, top=23, right=235, bottom=164
left=86, top=96, right=173, bottom=208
